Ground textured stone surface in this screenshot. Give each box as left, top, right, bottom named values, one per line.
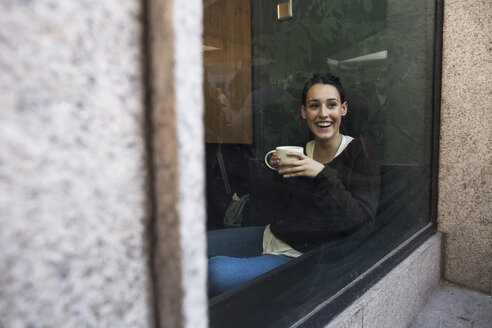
left=0, top=1, right=151, bottom=327
left=174, top=0, right=208, bottom=327
left=325, top=234, right=441, bottom=328
left=149, top=0, right=208, bottom=327
left=439, top=163, right=491, bottom=292
left=408, top=283, right=492, bottom=328
left=441, top=0, right=469, bottom=6
left=438, top=0, right=492, bottom=294
left=326, top=307, right=363, bottom=328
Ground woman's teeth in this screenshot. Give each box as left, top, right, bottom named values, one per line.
left=316, top=122, right=332, bottom=127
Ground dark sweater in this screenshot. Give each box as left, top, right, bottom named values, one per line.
left=269, top=138, right=380, bottom=253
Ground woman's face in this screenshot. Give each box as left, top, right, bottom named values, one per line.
left=301, top=83, right=348, bottom=143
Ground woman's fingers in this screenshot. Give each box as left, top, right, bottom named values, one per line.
left=280, top=158, right=307, bottom=168
left=272, top=152, right=306, bottom=167
left=278, top=163, right=305, bottom=175
left=282, top=170, right=305, bottom=178
left=269, top=152, right=281, bottom=167
left=286, top=152, right=305, bottom=159
left=279, top=157, right=324, bottom=178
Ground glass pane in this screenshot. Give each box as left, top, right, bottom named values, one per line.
left=204, top=0, right=436, bottom=326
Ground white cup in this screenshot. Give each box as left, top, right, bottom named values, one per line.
left=264, top=146, right=304, bottom=170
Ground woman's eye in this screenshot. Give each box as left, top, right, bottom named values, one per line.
left=309, top=104, right=319, bottom=109
left=328, top=103, right=337, bottom=108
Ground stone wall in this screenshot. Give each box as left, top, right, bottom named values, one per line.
left=439, top=0, right=492, bottom=294
left=0, top=1, right=152, bottom=326
left=148, top=0, right=208, bottom=327
left=326, top=234, right=441, bottom=328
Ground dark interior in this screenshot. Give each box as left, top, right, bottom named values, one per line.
left=206, top=142, right=430, bottom=327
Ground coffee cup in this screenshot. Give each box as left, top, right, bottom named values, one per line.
left=264, top=146, right=304, bottom=170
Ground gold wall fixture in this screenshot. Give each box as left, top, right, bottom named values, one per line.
left=277, top=0, right=293, bottom=22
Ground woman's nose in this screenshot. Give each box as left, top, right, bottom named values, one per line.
left=320, top=104, right=329, bottom=116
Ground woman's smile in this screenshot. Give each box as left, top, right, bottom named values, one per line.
left=315, top=121, right=334, bottom=128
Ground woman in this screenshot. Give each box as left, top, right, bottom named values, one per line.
left=208, top=73, right=380, bottom=298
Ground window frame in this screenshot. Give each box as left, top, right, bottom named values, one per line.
left=207, top=0, right=443, bottom=326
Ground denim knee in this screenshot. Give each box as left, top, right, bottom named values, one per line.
left=208, top=256, right=236, bottom=297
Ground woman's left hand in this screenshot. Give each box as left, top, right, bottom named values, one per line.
left=278, top=152, right=325, bottom=178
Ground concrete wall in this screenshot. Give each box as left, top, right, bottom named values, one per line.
left=0, top=1, right=152, bottom=326
left=148, top=0, right=208, bottom=327
left=325, top=234, right=441, bottom=328
left=439, top=0, right=492, bottom=294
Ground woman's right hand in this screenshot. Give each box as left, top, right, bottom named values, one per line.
left=269, top=152, right=281, bottom=168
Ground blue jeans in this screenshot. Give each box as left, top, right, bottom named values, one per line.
left=207, top=226, right=293, bottom=298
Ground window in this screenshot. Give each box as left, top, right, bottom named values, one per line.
left=204, top=0, right=439, bottom=326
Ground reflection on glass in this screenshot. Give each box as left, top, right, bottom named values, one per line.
left=203, top=0, right=252, bottom=144
left=204, top=0, right=435, bottom=326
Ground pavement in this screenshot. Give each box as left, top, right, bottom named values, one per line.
left=408, top=281, right=492, bottom=328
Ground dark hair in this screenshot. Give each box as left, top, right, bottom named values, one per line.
left=301, top=73, right=346, bottom=106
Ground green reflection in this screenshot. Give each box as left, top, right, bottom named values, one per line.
left=252, top=0, right=434, bottom=166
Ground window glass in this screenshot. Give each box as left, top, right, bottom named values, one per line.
left=204, top=0, right=436, bottom=326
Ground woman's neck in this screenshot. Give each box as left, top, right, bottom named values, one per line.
left=313, top=133, right=343, bottom=164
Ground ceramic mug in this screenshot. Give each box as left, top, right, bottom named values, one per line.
left=264, top=146, right=304, bottom=170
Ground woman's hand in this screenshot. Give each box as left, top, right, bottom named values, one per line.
left=269, top=152, right=281, bottom=168
left=278, top=152, right=325, bottom=178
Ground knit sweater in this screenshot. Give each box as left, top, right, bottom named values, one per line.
left=269, top=137, right=380, bottom=253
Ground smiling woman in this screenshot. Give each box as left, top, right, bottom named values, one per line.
left=207, top=73, right=380, bottom=297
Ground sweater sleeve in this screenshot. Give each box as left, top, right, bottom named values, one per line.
left=310, top=138, right=380, bottom=234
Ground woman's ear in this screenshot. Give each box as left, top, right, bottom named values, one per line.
left=301, top=105, right=307, bottom=119
left=341, top=101, right=348, bottom=116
